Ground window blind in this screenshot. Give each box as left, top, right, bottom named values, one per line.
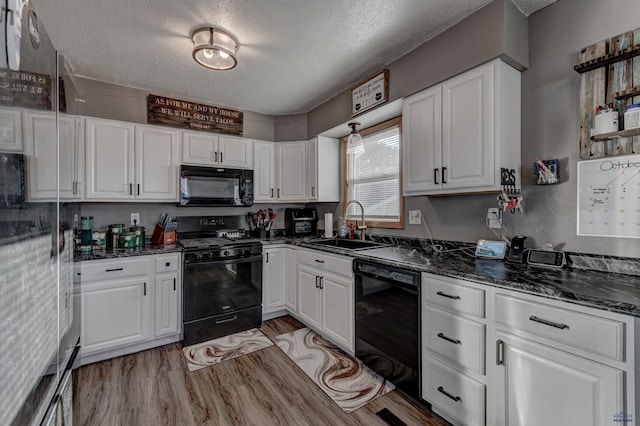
left=346, top=125, right=400, bottom=222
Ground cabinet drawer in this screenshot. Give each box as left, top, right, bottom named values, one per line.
left=423, top=356, right=485, bottom=426
left=495, top=294, right=625, bottom=361
left=423, top=273, right=485, bottom=318
left=297, top=249, right=353, bottom=277
left=81, top=257, right=151, bottom=282
left=155, top=254, right=179, bottom=273
left=423, top=306, right=485, bottom=374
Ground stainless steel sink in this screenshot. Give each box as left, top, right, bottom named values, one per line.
left=307, top=238, right=386, bottom=250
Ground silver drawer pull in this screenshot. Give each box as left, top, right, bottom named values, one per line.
left=105, top=267, right=123, bottom=272
left=437, top=386, right=461, bottom=402
left=437, top=332, right=461, bottom=345
left=315, top=259, right=325, bottom=264
left=529, top=315, right=569, bottom=330
left=216, top=315, right=237, bottom=324
left=436, top=291, right=460, bottom=300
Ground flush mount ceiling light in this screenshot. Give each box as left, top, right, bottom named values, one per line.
left=192, top=27, right=238, bottom=70
left=347, top=122, right=364, bottom=155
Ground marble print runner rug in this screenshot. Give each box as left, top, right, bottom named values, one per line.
left=273, top=327, right=395, bottom=413
left=182, top=328, right=273, bottom=372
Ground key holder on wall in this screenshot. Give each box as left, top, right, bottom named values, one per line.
left=500, top=168, right=523, bottom=214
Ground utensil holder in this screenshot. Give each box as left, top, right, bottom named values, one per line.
left=151, top=224, right=176, bottom=245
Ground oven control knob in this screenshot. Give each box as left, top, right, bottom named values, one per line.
left=223, top=250, right=230, bottom=257
left=195, top=252, right=203, bottom=260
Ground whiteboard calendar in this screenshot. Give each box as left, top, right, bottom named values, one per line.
left=577, top=154, right=640, bottom=238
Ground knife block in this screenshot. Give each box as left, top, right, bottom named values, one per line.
left=151, top=224, right=176, bottom=245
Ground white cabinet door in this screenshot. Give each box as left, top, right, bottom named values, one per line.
left=253, top=140, right=276, bottom=202
left=276, top=141, right=306, bottom=201
left=320, top=271, right=353, bottom=353
left=0, top=107, right=23, bottom=152
left=84, top=117, right=135, bottom=200
left=402, top=85, right=442, bottom=194
left=297, top=264, right=322, bottom=330
left=263, top=247, right=286, bottom=314
left=26, top=112, right=81, bottom=200
left=182, top=131, right=217, bottom=165
left=307, top=136, right=340, bottom=202
left=494, top=330, right=624, bottom=426
left=219, top=136, right=253, bottom=169
left=154, top=273, right=179, bottom=337
left=135, top=125, right=179, bottom=201
left=285, top=248, right=297, bottom=313
left=81, top=278, right=151, bottom=355
left=442, top=62, right=494, bottom=190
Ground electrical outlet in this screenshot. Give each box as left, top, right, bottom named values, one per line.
left=409, top=209, right=422, bottom=224
left=130, top=213, right=140, bottom=226
left=487, top=208, right=502, bottom=229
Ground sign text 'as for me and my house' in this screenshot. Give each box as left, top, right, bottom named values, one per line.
left=147, top=94, right=243, bottom=136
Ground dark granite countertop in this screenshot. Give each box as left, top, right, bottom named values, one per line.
left=296, top=240, right=640, bottom=318
left=75, top=244, right=182, bottom=262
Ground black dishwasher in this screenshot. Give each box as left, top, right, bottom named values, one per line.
left=354, top=259, right=421, bottom=400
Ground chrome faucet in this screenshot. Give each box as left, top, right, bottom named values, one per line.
left=343, top=200, right=367, bottom=241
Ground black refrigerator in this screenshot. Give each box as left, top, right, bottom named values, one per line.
left=0, top=1, right=80, bottom=425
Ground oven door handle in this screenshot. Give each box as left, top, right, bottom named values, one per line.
left=184, top=254, right=263, bottom=266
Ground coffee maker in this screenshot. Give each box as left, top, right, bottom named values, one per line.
left=284, top=208, right=317, bottom=236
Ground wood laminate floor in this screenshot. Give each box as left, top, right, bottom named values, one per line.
left=73, top=316, right=450, bottom=426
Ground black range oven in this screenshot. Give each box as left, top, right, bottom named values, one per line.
left=177, top=216, right=262, bottom=346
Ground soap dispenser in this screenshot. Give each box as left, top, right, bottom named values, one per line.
left=337, top=216, right=348, bottom=239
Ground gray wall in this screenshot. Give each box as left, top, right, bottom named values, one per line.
left=310, top=0, right=640, bottom=258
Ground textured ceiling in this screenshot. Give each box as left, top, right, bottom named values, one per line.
left=32, top=0, right=556, bottom=115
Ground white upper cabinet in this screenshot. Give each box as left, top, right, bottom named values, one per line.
left=307, top=136, right=339, bottom=202
left=135, top=125, right=179, bottom=200
left=403, top=59, right=521, bottom=196
left=276, top=141, right=307, bottom=201
left=0, top=107, right=23, bottom=152
left=182, top=131, right=253, bottom=169
left=253, top=140, right=276, bottom=202
left=85, top=117, right=135, bottom=200
left=85, top=117, right=179, bottom=201
left=26, top=111, right=83, bottom=201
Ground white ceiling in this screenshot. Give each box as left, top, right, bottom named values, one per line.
left=33, top=0, right=556, bottom=116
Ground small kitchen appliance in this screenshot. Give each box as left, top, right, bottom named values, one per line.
left=284, top=208, right=317, bottom=236
left=526, top=249, right=566, bottom=268
left=179, top=165, right=253, bottom=207
left=176, top=215, right=263, bottom=346
left=506, top=236, right=527, bottom=263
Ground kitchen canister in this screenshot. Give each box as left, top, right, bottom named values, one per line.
left=130, top=226, right=145, bottom=247
left=118, top=232, right=136, bottom=249
left=106, top=223, right=125, bottom=249
left=624, top=104, right=640, bottom=130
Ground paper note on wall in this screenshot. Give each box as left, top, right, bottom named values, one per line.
left=577, top=154, right=640, bottom=238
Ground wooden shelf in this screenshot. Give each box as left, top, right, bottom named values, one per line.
left=591, top=127, right=640, bottom=141
left=574, top=44, right=640, bottom=74
left=614, top=87, right=640, bottom=101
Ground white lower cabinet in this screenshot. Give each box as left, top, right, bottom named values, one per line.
left=284, top=248, right=298, bottom=313
left=296, top=249, right=353, bottom=353
left=80, top=252, right=181, bottom=364
left=263, top=246, right=286, bottom=314
left=494, top=330, right=624, bottom=426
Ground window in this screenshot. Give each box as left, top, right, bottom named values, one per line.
left=342, top=116, right=404, bottom=229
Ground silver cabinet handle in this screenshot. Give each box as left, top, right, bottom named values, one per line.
left=314, top=259, right=325, bottom=264
left=143, top=282, right=146, bottom=296
left=277, top=188, right=280, bottom=198
left=434, top=168, right=439, bottom=184
left=105, top=268, right=123, bottom=272
left=266, top=252, right=269, bottom=263
left=442, top=167, right=447, bottom=184
left=129, top=183, right=133, bottom=195
left=214, top=151, right=218, bottom=163
left=311, top=186, right=316, bottom=197
left=496, top=339, right=504, bottom=365
left=220, top=152, right=223, bottom=163
left=436, top=291, right=460, bottom=300
left=216, top=315, right=237, bottom=324
left=319, top=276, right=324, bottom=289
left=173, top=278, right=176, bottom=291
left=270, top=188, right=274, bottom=198
left=529, top=315, right=569, bottom=330
left=137, top=183, right=140, bottom=195
left=437, top=332, right=461, bottom=345
left=437, top=386, right=461, bottom=402
left=315, top=276, right=319, bottom=288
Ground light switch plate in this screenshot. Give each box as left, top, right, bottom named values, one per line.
left=409, top=210, right=421, bottom=224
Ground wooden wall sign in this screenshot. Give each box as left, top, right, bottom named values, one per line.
left=147, top=94, right=243, bottom=136
left=351, top=69, right=389, bottom=116
left=0, top=69, right=52, bottom=110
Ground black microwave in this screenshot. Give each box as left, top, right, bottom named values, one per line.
left=179, top=165, right=254, bottom=207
